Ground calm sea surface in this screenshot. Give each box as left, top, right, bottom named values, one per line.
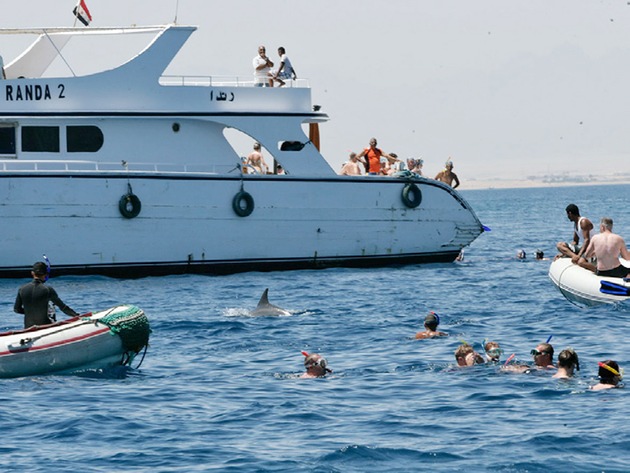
left=1, top=184, right=629, bottom=472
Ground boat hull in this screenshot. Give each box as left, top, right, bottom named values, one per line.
left=0, top=173, right=483, bottom=277
left=0, top=305, right=150, bottom=378
left=549, top=258, right=630, bottom=307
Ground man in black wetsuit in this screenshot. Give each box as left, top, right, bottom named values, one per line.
left=14, top=261, right=80, bottom=328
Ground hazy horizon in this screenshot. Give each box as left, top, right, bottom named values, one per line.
left=2, top=0, right=630, bottom=184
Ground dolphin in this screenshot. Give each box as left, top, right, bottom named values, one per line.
left=250, top=288, right=291, bottom=316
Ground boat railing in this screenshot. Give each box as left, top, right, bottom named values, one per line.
left=0, top=160, right=238, bottom=175
left=159, top=75, right=309, bottom=88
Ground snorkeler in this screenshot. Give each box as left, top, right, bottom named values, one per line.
left=553, top=348, right=579, bottom=379
left=454, top=343, right=485, bottom=367
left=531, top=342, right=556, bottom=370
left=482, top=340, right=503, bottom=363
left=300, top=351, right=332, bottom=378
left=415, top=312, right=448, bottom=339
left=591, top=360, right=623, bottom=390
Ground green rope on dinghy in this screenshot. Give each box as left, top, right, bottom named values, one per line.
left=99, top=305, right=151, bottom=353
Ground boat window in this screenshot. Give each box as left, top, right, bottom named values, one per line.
left=0, top=126, right=16, bottom=155
left=21, top=126, right=60, bottom=152
left=67, top=126, right=104, bottom=153
left=279, top=141, right=305, bottom=151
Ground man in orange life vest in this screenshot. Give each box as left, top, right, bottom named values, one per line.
left=356, top=137, right=399, bottom=175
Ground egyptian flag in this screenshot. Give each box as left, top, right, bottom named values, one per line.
left=73, top=0, right=93, bottom=26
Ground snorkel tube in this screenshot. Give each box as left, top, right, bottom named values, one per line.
left=598, top=361, right=622, bottom=379
left=42, top=254, right=51, bottom=281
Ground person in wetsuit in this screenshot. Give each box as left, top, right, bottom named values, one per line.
left=14, top=261, right=80, bottom=328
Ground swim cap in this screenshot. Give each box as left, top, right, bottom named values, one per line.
left=424, top=312, right=440, bottom=329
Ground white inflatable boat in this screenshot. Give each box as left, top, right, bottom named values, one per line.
left=549, top=258, right=630, bottom=307
left=0, top=304, right=150, bottom=378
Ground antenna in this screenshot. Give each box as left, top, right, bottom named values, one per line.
left=174, top=0, right=180, bottom=24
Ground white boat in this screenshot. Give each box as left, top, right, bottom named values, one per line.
left=0, top=304, right=150, bottom=378
left=0, top=25, right=484, bottom=278
left=549, top=258, right=630, bottom=307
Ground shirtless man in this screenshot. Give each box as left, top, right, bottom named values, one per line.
left=339, top=152, right=362, bottom=176
left=434, top=160, right=460, bottom=188
left=415, top=312, right=448, bottom=339
left=574, top=217, right=630, bottom=278
left=531, top=343, right=556, bottom=370
left=245, top=142, right=269, bottom=174
left=556, top=203, right=593, bottom=260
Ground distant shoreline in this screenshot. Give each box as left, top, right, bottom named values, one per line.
left=459, top=177, right=630, bottom=191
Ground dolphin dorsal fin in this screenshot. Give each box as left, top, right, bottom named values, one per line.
left=257, top=288, right=270, bottom=307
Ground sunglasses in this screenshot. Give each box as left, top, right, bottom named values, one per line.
left=530, top=349, right=549, bottom=357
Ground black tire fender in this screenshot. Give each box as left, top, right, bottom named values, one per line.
left=119, top=193, right=142, bottom=218
left=401, top=183, right=422, bottom=208
left=232, top=191, right=255, bottom=217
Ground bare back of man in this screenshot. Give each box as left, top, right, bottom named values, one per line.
left=577, top=217, right=630, bottom=276
left=587, top=232, right=629, bottom=272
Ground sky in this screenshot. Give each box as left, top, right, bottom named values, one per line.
left=2, top=0, right=630, bottom=186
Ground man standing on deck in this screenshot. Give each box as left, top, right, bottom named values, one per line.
left=253, top=45, right=274, bottom=87
left=356, top=138, right=399, bottom=175
left=14, top=261, right=80, bottom=328
left=245, top=142, right=270, bottom=174
left=434, top=160, right=460, bottom=188
left=555, top=203, right=593, bottom=260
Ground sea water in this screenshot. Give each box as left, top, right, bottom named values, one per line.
left=1, top=184, right=629, bottom=472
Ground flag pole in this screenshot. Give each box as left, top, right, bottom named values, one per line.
left=73, top=0, right=80, bottom=27
left=174, top=0, right=180, bottom=24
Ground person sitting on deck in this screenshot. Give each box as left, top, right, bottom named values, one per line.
left=339, top=152, right=362, bottom=176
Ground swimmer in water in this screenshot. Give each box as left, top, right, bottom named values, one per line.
left=531, top=342, right=556, bottom=370
left=454, top=343, right=485, bottom=367
left=415, top=312, right=448, bottom=339
left=591, top=360, right=623, bottom=390
left=482, top=340, right=503, bottom=363
left=553, top=348, right=579, bottom=379
left=517, top=249, right=526, bottom=260
left=300, top=351, right=332, bottom=378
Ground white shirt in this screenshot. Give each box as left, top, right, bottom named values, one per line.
left=253, top=55, right=271, bottom=84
